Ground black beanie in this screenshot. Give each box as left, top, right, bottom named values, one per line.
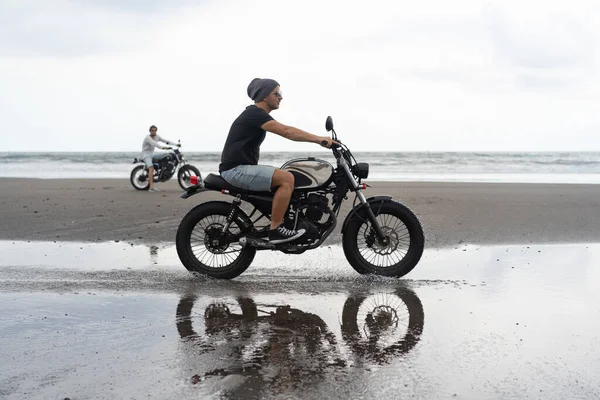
left=247, top=78, right=279, bottom=102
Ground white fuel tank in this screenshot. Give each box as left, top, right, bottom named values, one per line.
left=281, top=157, right=334, bottom=189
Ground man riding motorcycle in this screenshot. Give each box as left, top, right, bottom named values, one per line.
left=218, top=78, right=339, bottom=243
left=141, top=125, right=178, bottom=192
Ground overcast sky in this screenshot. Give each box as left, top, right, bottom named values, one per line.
left=1, top=0, right=599, bottom=152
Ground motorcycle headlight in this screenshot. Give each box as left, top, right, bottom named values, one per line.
left=352, top=162, right=369, bottom=179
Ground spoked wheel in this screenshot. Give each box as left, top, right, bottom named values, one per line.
left=341, top=287, right=424, bottom=364
left=130, top=165, right=150, bottom=190
left=176, top=201, right=256, bottom=279
left=177, top=165, right=201, bottom=190
left=176, top=295, right=259, bottom=342
left=342, top=201, right=424, bottom=277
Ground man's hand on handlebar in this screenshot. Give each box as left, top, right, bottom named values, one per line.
left=319, top=137, right=340, bottom=149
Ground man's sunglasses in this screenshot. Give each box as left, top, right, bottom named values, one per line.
left=271, top=90, right=283, bottom=97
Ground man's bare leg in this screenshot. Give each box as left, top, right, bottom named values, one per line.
left=270, top=169, right=294, bottom=229
left=148, top=166, right=155, bottom=190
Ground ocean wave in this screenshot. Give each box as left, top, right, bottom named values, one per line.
left=2, top=151, right=600, bottom=181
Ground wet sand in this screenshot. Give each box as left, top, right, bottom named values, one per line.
left=1, top=241, right=600, bottom=399
left=1, top=178, right=600, bottom=399
left=1, top=177, right=600, bottom=246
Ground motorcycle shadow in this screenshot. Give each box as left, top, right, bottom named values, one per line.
left=175, top=282, right=425, bottom=393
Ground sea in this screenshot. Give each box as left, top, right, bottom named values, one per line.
left=1, top=151, right=600, bottom=184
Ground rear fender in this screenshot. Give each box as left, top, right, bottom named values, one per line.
left=180, top=185, right=210, bottom=199
left=341, top=195, right=393, bottom=233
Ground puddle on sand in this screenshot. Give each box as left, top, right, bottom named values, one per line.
left=1, top=272, right=599, bottom=399
left=0, top=240, right=178, bottom=270
left=1, top=239, right=600, bottom=285
left=1, top=241, right=600, bottom=398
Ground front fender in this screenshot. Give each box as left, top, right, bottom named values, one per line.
left=180, top=185, right=209, bottom=199
left=341, top=195, right=393, bottom=233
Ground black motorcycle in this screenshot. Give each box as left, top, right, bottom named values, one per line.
left=130, top=143, right=201, bottom=191
left=176, top=117, right=425, bottom=279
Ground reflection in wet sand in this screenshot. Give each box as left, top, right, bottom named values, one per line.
left=175, top=284, right=424, bottom=398
left=2, top=241, right=600, bottom=399
left=149, top=244, right=159, bottom=257
left=341, top=290, right=424, bottom=364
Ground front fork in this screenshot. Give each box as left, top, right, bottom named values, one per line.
left=339, top=156, right=389, bottom=246
left=356, top=191, right=390, bottom=246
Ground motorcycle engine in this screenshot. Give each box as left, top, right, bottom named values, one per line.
left=304, top=193, right=329, bottom=222
left=159, top=162, right=176, bottom=179
left=285, top=193, right=330, bottom=244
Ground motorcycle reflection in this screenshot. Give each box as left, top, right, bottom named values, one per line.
left=175, top=285, right=424, bottom=396
left=341, top=289, right=424, bottom=365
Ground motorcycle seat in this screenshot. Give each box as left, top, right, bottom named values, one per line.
left=203, top=173, right=273, bottom=195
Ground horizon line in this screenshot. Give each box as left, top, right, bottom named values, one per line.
left=3, top=150, right=600, bottom=154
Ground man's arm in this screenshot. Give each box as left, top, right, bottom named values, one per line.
left=262, top=120, right=335, bottom=148
left=143, top=136, right=162, bottom=149
left=155, top=135, right=175, bottom=146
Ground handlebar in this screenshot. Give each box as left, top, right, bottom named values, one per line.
left=321, top=140, right=341, bottom=149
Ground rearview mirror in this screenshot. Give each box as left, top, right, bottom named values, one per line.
left=325, top=116, right=334, bottom=132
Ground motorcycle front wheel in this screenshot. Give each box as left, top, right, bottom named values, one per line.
left=177, top=165, right=201, bottom=190
left=342, top=201, right=424, bottom=277
left=341, top=287, right=424, bottom=363
left=130, top=165, right=149, bottom=190
left=176, top=201, right=256, bottom=279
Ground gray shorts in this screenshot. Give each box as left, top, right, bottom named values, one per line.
left=141, top=156, right=153, bottom=168
left=220, top=165, right=276, bottom=192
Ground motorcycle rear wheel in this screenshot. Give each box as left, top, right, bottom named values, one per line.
left=176, top=201, right=256, bottom=279
left=177, top=165, right=201, bottom=190
left=130, top=165, right=149, bottom=190
left=342, top=201, right=424, bottom=277
left=176, top=295, right=259, bottom=341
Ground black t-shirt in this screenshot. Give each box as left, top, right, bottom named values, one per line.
left=219, top=105, right=274, bottom=172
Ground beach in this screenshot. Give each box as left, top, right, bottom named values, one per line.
left=2, top=177, right=600, bottom=399
left=1, top=177, right=600, bottom=246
